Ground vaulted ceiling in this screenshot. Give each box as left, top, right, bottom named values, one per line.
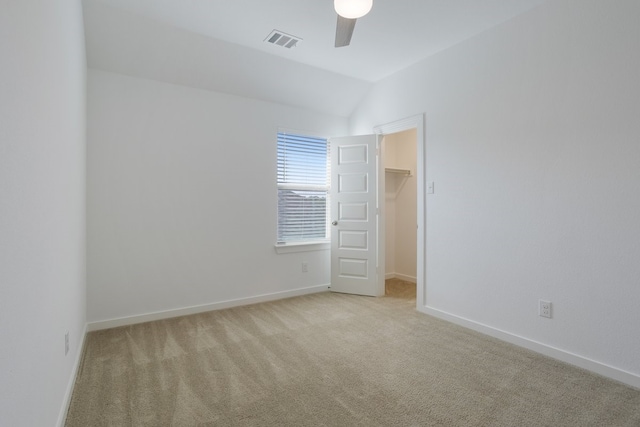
left=83, top=0, right=548, bottom=116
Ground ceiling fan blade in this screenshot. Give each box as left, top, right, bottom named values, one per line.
left=335, top=15, right=356, bottom=47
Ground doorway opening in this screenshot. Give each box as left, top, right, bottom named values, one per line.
left=382, top=129, right=417, bottom=300
left=374, top=114, right=426, bottom=309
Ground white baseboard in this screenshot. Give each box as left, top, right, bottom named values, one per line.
left=385, top=272, right=417, bottom=283
left=419, top=305, right=640, bottom=390
left=56, top=322, right=88, bottom=427
left=394, top=273, right=417, bottom=283
left=87, top=284, right=330, bottom=332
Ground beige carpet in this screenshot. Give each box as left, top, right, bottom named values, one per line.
left=66, top=280, right=640, bottom=426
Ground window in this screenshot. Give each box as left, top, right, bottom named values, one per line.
left=277, top=132, right=329, bottom=244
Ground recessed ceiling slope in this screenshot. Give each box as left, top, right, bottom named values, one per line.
left=84, top=0, right=549, bottom=82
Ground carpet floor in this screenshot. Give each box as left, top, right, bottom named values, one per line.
left=66, top=280, right=640, bottom=426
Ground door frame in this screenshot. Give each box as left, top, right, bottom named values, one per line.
left=373, top=114, right=426, bottom=309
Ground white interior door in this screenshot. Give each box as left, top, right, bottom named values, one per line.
left=329, top=134, right=384, bottom=296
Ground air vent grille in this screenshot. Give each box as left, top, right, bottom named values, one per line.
left=265, top=30, right=301, bottom=49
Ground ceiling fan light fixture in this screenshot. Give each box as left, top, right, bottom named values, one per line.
left=334, top=0, right=373, bottom=19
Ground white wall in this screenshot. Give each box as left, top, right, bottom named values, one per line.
left=351, top=0, right=640, bottom=386
left=87, top=69, right=347, bottom=325
left=0, top=1, right=87, bottom=425
left=384, top=129, right=417, bottom=281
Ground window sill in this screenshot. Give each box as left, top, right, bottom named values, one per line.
left=274, top=241, right=330, bottom=254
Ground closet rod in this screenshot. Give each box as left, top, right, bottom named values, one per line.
left=385, top=168, right=411, bottom=176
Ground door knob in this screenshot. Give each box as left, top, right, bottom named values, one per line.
left=332, top=221, right=338, bottom=226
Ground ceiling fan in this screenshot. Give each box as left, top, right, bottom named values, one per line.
left=334, top=0, right=373, bottom=47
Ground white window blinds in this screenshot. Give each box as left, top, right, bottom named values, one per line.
left=277, top=132, right=329, bottom=243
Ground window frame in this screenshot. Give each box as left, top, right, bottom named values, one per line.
left=275, top=130, right=331, bottom=252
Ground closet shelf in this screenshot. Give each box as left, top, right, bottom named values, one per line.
left=385, top=168, right=411, bottom=176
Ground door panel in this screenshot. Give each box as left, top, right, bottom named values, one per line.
left=339, top=230, right=368, bottom=250
left=338, top=144, right=368, bottom=164
left=330, top=134, right=382, bottom=296
left=338, top=173, right=368, bottom=193
left=339, top=202, right=368, bottom=221
left=338, top=258, right=368, bottom=277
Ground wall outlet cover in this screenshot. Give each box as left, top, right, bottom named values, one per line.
left=539, top=300, right=552, bottom=318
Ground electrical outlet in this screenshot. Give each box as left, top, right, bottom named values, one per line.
left=539, top=300, right=552, bottom=318
left=65, top=332, right=69, bottom=356
left=302, top=262, right=308, bottom=273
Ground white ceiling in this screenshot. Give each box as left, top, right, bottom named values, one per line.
left=83, top=0, right=548, bottom=116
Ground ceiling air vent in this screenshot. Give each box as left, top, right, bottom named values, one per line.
left=264, top=30, right=301, bottom=49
